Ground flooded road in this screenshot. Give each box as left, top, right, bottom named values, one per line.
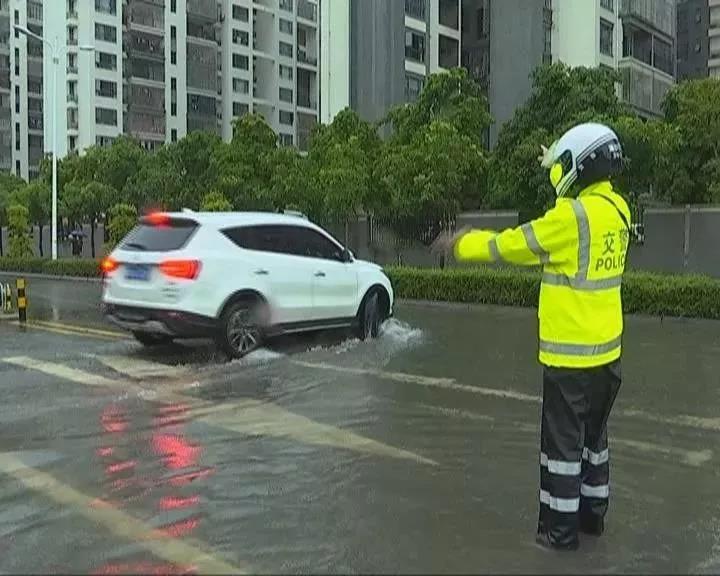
left=1, top=276, right=720, bottom=573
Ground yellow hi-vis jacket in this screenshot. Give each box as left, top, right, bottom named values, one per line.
left=455, top=181, right=631, bottom=369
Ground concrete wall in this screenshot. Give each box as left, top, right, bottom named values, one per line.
left=677, top=0, right=710, bottom=80
left=488, top=0, right=545, bottom=144
left=349, top=0, right=406, bottom=125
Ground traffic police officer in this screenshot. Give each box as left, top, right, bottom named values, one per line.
left=439, top=123, right=631, bottom=550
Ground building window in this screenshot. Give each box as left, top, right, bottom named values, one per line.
left=14, top=85, right=19, bottom=113
left=600, top=19, right=614, bottom=57
left=14, top=47, right=18, bottom=75
left=279, top=64, right=293, bottom=80
left=233, top=5, right=248, bottom=21
left=95, top=51, right=117, bottom=70
left=15, top=160, right=20, bottom=176
left=95, top=23, right=117, bottom=43
left=279, top=133, right=293, bottom=147
left=405, top=30, right=425, bottom=62
left=439, top=0, right=459, bottom=29
left=653, top=37, right=673, bottom=75
left=232, top=53, right=249, bottom=70
left=280, top=19, right=293, bottom=34
left=279, top=0, right=293, bottom=12
left=600, top=0, right=613, bottom=11
left=438, top=34, right=459, bottom=68
left=95, top=79, right=117, bottom=98
left=476, top=6, right=487, bottom=39
left=279, top=110, right=294, bottom=125
left=233, top=78, right=249, bottom=94
left=279, top=41, right=293, bottom=58
left=233, top=102, right=249, bottom=117
left=171, top=129, right=177, bottom=142
left=95, top=0, right=116, bottom=16
left=233, top=29, right=249, bottom=46
left=171, top=0, right=176, bottom=13
left=15, top=122, right=19, bottom=151
left=69, top=136, right=77, bottom=151
left=405, top=0, right=425, bottom=21
left=405, top=73, right=424, bottom=102
left=279, top=87, right=293, bottom=103
left=27, top=1, right=42, bottom=21
left=95, top=107, right=117, bottom=126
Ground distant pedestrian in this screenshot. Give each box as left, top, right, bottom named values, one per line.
left=434, top=123, right=632, bottom=550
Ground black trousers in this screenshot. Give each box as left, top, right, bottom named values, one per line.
left=537, top=360, right=622, bottom=547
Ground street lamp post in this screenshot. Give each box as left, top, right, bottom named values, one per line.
left=14, top=25, right=93, bottom=260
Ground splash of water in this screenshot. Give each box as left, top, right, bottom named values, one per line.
left=378, top=318, right=424, bottom=347
left=231, top=348, right=285, bottom=366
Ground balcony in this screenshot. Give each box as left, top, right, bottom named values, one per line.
left=298, top=0, right=317, bottom=23
left=187, top=0, right=217, bottom=22
left=619, top=57, right=674, bottom=117
left=297, top=48, right=317, bottom=66
left=405, top=0, right=425, bottom=21
left=126, top=33, right=165, bottom=61
left=28, top=113, right=43, bottom=131
left=126, top=2, right=164, bottom=31
left=67, top=92, right=78, bottom=103
left=620, top=0, right=674, bottom=38
left=67, top=9, right=78, bottom=19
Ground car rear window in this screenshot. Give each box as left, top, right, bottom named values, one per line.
left=120, top=219, right=198, bottom=252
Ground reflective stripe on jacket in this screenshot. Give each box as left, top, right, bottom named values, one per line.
left=454, top=181, right=631, bottom=368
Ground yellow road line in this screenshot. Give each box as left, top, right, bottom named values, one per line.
left=0, top=452, right=245, bottom=574
left=30, top=320, right=127, bottom=339
left=1, top=357, right=436, bottom=466
left=9, top=321, right=125, bottom=340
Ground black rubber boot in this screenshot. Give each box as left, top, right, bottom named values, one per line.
left=580, top=515, right=605, bottom=536
left=535, top=530, right=579, bottom=552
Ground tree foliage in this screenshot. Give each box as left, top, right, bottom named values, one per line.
left=7, top=204, right=33, bottom=258
left=200, top=190, right=232, bottom=212
left=108, top=203, right=138, bottom=247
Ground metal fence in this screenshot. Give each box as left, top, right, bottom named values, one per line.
left=0, top=206, right=719, bottom=278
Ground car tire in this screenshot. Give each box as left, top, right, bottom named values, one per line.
left=217, top=299, right=263, bottom=359
left=356, top=290, right=383, bottom=341
left=133, top=332, right=174, bottom=347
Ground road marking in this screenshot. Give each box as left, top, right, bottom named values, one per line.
left=1, top=357, right=435, bottom=466
left=292, top=361, right=542, bottom=404
left=29, top=320, right=127, bottom=339
left=91, top=354, right=190, bottom=380
left=198, top=399, right=437, bottom=466
left=0, top=451, right=245, bottom=574
left=293, top=360, right=720, bottom=435
left=9, top=321, right=125, bottom=340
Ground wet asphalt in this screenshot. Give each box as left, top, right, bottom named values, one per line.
left=1, top=274, right=720, bottom=574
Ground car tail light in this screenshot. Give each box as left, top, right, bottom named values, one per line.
left=159, top=259, right=201, bottom=280
left=145, top=212, right=171, bottom=227
left=100, top=257, right=119, bottom=275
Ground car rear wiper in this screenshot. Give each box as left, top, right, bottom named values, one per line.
left=124, top=242, right=148, bottom=251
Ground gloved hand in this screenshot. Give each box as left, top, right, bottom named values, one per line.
left=430, top=226, right=471, bottom=256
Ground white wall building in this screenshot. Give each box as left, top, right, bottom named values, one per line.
left=0, top=0, right=319, bottom=182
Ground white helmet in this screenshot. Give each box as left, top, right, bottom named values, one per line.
left=540, top=122, right=623, bottom=198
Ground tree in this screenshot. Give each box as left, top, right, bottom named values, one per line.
left=108, top=203, right=138, bottom=248
left=0, top=171, right=26, bottom=256
left=78, top=182, right=114, bottom=257
left=212, top=114, right=278, bottom=211
left=663, top=78, right=720, bottom=204
left=22, top=181, right=51, bottom=257
left=490, top=63, right=627, bottom=216
left=200, top=190, right=232, bottom=212
left=7, top=204, right=33, bottom=259
left=100, top=136, right=145, bottom=195
left=385, top=67, right=492, bottom=147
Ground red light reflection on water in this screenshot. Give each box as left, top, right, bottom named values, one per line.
left=92, top=562, right=197, bottom=575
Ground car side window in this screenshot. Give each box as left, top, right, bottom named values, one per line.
left=290, top=226, right=345, bottom=261
left=222, top=225, right=299, bottom=256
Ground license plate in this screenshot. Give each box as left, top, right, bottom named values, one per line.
left=125, top=264, right=150, bottom=281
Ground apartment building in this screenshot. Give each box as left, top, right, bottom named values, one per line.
left=319, top=0, right=462, bottom=126
left=712, top=0, right=720, bottom=75
left=677, top=0, right=710, bottom=78
left=0, top=0, right=319, bottom=182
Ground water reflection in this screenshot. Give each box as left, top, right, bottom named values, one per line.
left=93, top=399, right=215, bottom=574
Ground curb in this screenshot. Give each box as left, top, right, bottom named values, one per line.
left=0, top=271, right=102, bottom=284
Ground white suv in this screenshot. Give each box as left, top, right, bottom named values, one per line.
left=101, top=211, right=394, bottom=358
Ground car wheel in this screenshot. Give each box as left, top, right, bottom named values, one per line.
left=133, top=332, right=173, bottom=347
left=218, top=300, right=263, bottom=359
left=357, top=290, right=382, bottom=341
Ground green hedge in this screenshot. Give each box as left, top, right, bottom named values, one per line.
left=1, top=258, right=719, bottom=320
left=0, top=257, right=101, bottom=278
left=386, top=266, right=720, bottom=320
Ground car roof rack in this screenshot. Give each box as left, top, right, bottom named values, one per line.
left=283, top=209, right=307, bottom=219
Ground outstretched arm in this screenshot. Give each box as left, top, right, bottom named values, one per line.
left=454, top=201, right=576, bottom=266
